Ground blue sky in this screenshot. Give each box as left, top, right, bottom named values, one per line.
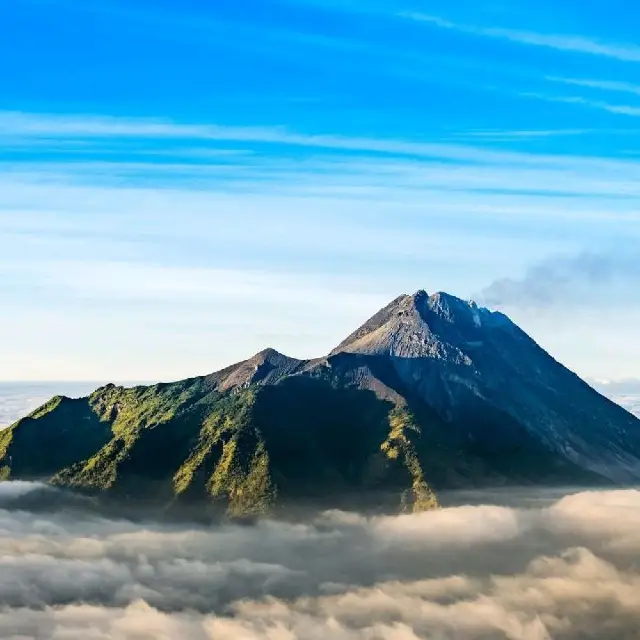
left=1, top=0, right=639, bottom=382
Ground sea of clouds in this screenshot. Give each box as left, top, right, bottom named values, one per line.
left=3, top=383, right=640, bottom=639
left=1, top=482, right=640, bottom=639
left=593, top=380, right=640, bottom=419
left=0, top=383, right=100, bottom=428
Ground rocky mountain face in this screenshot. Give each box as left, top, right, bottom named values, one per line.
left=2, top=290, right=639, bottom=517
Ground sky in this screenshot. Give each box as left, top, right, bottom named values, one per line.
left=1, top=0, right=639, bottom=382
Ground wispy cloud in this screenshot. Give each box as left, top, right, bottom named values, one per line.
left=452, top=128, right=640, bottom=143
left=522, top=93, right=640, bottom=118
left=402, top=13, right=640, bottom=62
left=454, top=129, right=595, bottom=141
left=7, top=111, right=640, bottom=173
left=547, top=76, right=640, bottom=97
left=6, top=111, right=640, bottom=228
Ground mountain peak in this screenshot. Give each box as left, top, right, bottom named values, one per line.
left=331, top=289, right=515, bottom=362
left=251, top=347, right=289, bottom=363
left=215, top=348, right=304, bottom=392
left=413, top=289, right=477, bottom=317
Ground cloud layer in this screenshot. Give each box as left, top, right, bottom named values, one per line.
left=0, top=383, right=102, bottom=428
left=1, top=483, right=640, bottom=639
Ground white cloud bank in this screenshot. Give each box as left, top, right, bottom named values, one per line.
left=1, top=484, right=640, bottom=638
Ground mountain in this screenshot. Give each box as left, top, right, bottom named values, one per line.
left=2, top=290, right=640, bottom=517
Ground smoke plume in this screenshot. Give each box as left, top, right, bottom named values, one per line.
left=477, top=249, right=640, bottom=310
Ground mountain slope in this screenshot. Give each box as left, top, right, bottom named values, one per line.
left=2, top=290, right=639, bottom=515
left=332, top=290, right=640, bottom=482
left=1, top=367, right=440, bottom=516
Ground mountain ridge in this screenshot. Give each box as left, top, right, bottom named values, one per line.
left=2, top=289, right=639, bottom=516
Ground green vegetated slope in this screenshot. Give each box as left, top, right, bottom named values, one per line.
left=0, top=373, right=440, bottom=516
left=0, top=395, right=113, bottom=481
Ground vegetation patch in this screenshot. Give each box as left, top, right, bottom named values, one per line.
left=383, top=407, right=439, bottom=512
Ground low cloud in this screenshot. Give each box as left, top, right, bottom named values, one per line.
left=1, top=483, right=640, bottom=638
left=477, top=249, right=640, bottom=310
